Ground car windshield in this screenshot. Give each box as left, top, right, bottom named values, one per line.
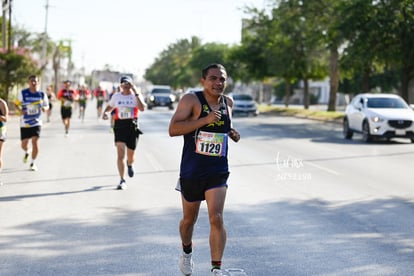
left=152, top=89, right=171, bottom=94
left=366, top=97, right=408, bottom=109
left=233, top=94, right=253, bottom=101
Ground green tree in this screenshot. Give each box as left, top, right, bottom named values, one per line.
left=376, top=0, right=414, bottom=101
left=0, top=48, right=40, bottom=100
left=144, top=37, right=201, bottom=88
left=13, top=26, right=56, bottom=71
left=189, top=42, right=233, bottom=88
left=300, top=0, right=346, bottom=111
left=241, top=1, right=328, bottom=108
left=339, top=0, right=414, bottom=102
left=339, top=0, right=385, bottom=94
left=235, top=8, right=270, bottom=82
left=52, top=40, right=73, bottom=92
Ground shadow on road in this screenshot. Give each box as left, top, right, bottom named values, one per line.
left=1, top=198, right=413, bottom=275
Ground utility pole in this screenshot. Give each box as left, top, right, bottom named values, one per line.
left=41, top=0, right=49, bottom=90
left=7, top=0, right=11, bottom=51
left=2, top=0, right=8, bottom=50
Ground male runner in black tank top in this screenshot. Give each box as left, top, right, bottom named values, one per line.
left=169, top=64, right=240, bottom=275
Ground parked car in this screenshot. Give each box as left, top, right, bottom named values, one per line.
left=146, top=85, right=175, bottom=110
left=228, top=93, right=259, bottom=116
left=343, top=93, right=414, bottom=142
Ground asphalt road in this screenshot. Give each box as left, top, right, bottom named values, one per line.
left=1, top=99, right=414, bottom=276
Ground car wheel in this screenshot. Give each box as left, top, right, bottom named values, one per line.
left=411, top=138, right=414, bottom=143
left=362, top=121, right=372, bottom=142
left=343, top=118, right=353, bottom=139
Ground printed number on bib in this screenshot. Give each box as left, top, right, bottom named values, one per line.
left=118, top=107, right=134, bottom=119
left=195, top=131, right=227, bottom=157
left=27, top=104, right=40, bottom=115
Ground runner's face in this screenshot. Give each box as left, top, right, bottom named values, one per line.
left=29, top=78, right=39, bottom=89
left=202, top=68, right=227, bottom=97
left=121, top=82, right=131, bottom=91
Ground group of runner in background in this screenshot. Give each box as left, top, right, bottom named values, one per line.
left=50, top=80, right=119, bottom=134
left=0, top=75, right=136, bottom=186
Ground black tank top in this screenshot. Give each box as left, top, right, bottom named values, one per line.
left=179, top=91, right=231, bottom=178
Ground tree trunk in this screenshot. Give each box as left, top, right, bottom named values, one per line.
left=53, top=46, right=60, bottom=94
left=400, top=64, right=412, bottom=103
left=303, top=78, right=309, bottom=109
left=284, top=78, right=291, bottom=107
left=328, top=47, right=339, bottom=111
left=361, top=67, right=371, bottom=93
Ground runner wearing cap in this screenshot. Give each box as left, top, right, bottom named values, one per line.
left=102, top=76, right=147, bottom=190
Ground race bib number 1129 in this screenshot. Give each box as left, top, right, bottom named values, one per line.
left=195, top=131, right=227, bottom=157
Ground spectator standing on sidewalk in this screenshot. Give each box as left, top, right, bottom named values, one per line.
left=102, top=76, right=146, bottom=190
left=14, top=75, right=49, bottom=171
left=0, top=96, right=8, bottom=185
left=57, top=80, right=78, bottom=136
left=169, top=63, right=240, bottom=276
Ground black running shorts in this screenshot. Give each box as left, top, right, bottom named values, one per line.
left=20, top=126, right=41, bottom=140
left=178, top=172, right=229, bottom=202
left=61, top=107, right=72, bottom=119
left=114, top=126, right=139, bottom=150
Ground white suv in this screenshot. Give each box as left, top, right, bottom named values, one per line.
left=343, top=93, right=414, bottom=143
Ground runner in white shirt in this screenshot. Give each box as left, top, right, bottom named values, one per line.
left=102, top=76, right=146, bottom=190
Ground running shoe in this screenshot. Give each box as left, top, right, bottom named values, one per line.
left=117, top=179, right=127, bottom=190
left=211, top=269, right=223, bottom=276
left=30, top=163, right=38, bottom=171
left=127, top=164, right=134, bottom=178
left=23, top=153, right=29, bottom=163
left=179, top=252, right=194, bottom=275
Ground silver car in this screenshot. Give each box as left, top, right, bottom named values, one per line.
left=145, top=85, right=175, bottom=110
left=228, top=93, right=259, bottom=117
left=343, top=93, right=414, bottom=142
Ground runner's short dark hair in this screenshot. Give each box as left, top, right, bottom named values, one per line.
left=201, top=63, right=226, bottom=79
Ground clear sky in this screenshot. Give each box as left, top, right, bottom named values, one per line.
left=13, top=0, right=265, bottom=78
